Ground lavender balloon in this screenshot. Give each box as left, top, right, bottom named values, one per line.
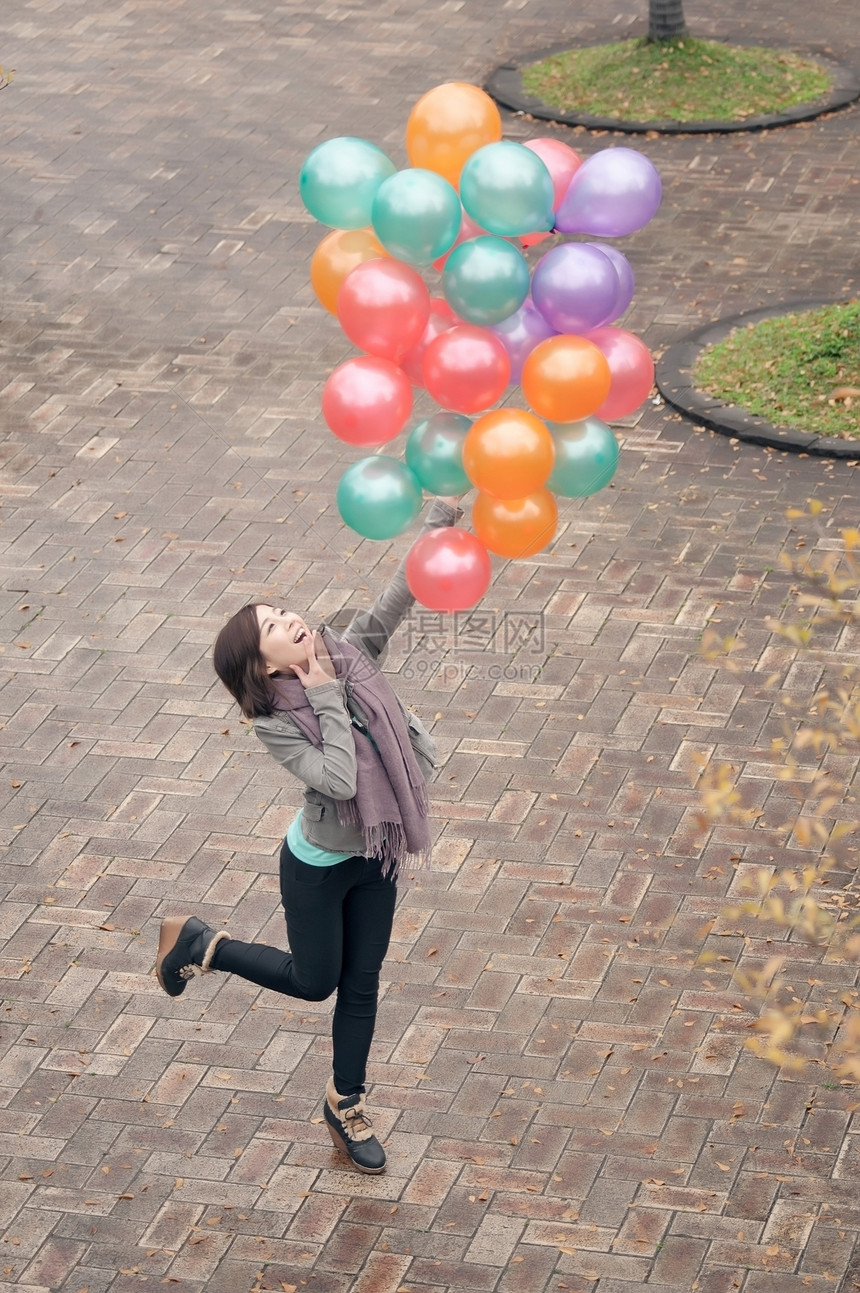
left=532, top=243, right=619, bottom=336
left=490, top=298, right=557, bottom=385
left=585, top=242, right=635, bottom=321
left=555, top=147, right=662, bottom=238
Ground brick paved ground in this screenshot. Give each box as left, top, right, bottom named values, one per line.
left=1, top=0, right=860, bottom=1289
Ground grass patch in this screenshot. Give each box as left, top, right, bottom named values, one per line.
left=521, top=37, right=831, bottom=123
left=694, top=302, right=860, bottom=439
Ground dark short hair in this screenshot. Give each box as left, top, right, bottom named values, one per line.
left=212, top=602, right=274, bottom=719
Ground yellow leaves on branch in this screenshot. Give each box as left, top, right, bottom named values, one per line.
left=697, top=501, right=860, bottom=1079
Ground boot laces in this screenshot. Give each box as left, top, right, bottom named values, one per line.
left=342, top=1103, right=373, bottom=1138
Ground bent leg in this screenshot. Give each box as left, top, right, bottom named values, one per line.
left=211, top=840, right=355, bottom=1000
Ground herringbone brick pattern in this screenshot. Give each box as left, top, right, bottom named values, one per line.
left=1, top=0, right=859, bottom=1289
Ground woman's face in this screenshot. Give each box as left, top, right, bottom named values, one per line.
left=256, top=605, right=312, bottom=675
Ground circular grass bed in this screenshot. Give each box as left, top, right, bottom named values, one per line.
left=520, top=37, right=832, bottom=124
left=693, top=302, right=860, bottom=440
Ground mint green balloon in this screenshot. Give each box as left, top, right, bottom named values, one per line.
left=548, top=418, right=619, bottom=498
left=372, top=168, right=461, bottom=267
left=442, top=236, right=530, bottom=326
left=460, top=141, right=554, bottom=237
left=337, top=457, right=423, bottom=539
left=300, top=137, right=396, bottom=229
left=406, top=412, right=472, bottom=495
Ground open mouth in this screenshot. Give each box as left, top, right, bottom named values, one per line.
left=293, top=627, right=307, bottom=645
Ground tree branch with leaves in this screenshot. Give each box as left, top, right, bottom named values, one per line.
left=695, top=501, right=860, bottom=1081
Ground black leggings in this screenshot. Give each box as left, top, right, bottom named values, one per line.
left=211, top=839, right=397, bottom=1096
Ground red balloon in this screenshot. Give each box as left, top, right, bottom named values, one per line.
left=405, top=526, right=492, bottom=611
left=337, top=258, right=431, bottom=362
left=519, top=229, right=551, bottom=249
left=422, top=324, right=510, bottom=415
left=322, top=356, right=413, bottom=447
left=587, top=326, right=655, bottom=420
left=400, top=298, right=459, bottom=387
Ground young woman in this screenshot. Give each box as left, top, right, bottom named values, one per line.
left=155, top=496, right=461, bottom=1173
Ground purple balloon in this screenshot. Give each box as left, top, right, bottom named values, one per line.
left=532, top=243, right=619, bottom=335
left=489, top=298, right=557, bottom=385
left=584, top=242, right=635, bottom=321
left=555, top=147, right=662, bottom=237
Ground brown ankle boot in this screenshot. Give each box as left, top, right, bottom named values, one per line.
left=323, top=1077, right=386, bottom=1174
left=156, top=916, right=230, bottom=997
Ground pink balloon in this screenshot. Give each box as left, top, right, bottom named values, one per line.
left=322, top=356, right=413, bottom=446
left=524, top=138, right=582, bottom=209
left=337, top=258, right=430, bottom=362
left=587, top=326, right=655, bottom=421
left=519, top=137, right=582, bottom=248
left=400, top=298, right=459, bottom=386
left=406, top=526, right=492, bottom=611
left=433, top=208, right=486, bottom=271
left=422, top=324, right=511, bottom=415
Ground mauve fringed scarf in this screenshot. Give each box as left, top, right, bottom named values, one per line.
left=268, top=630, right=431, bottom=879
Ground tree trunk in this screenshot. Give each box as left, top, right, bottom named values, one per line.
left=648, top=0, right=688, bottom=41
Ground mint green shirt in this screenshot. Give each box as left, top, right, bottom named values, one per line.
left=287, top=809, right=353, bottom=866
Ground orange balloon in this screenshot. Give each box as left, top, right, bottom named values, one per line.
left=406, top=83, right=502, bottom=188
left=522, top=335, right=612, bottom=424
left=310, top=228, right=388, bottom=314
left=463, top=408, right=555, bottom=500
left=473, top=489, right=558, bottom=559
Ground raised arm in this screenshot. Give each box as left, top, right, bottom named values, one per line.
left=341, top=496, right=463, bottom=662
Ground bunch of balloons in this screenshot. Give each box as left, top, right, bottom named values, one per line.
left=300, top=82, right=660, bottom=611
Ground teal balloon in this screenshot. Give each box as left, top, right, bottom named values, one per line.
left=371, top=168, right=461, bottom=267
left=548, top=418, right=619, bottom=497
left=300, top=137, right=396, bottom=229
left=405, top=413, right=472, bottom=495
left=337, top=456, right=423, bottom=539
left=442, top=236, right=530, bottom=326
left=460, top=141, right=555, bottom=237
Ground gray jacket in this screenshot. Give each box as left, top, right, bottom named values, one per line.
left=253, top=498, right=461, bottom=854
